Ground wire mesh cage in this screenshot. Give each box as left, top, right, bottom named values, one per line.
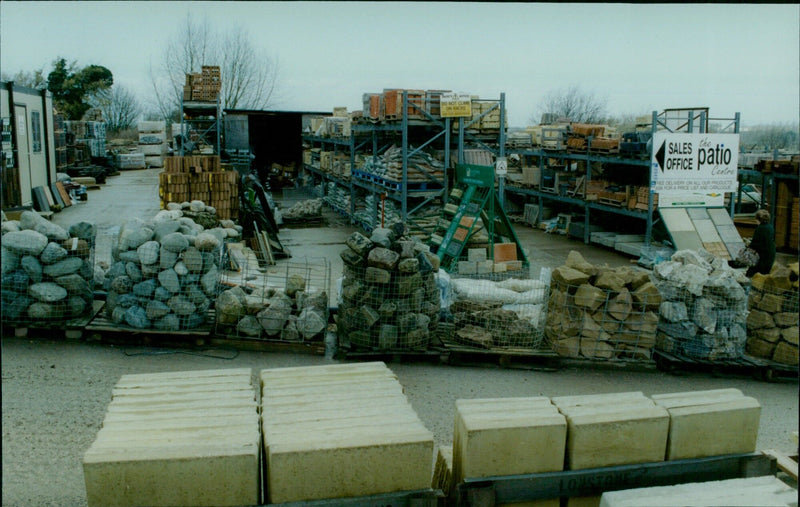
left=337, top=231, right=440, bottom=351
left=441, top=271, right=549, bottom=350
left=652, top=250, right=750, bottom=361
left=215, top=257, right=331, bottom=341
left=545, top=263, right=660, bottom=361
left=746, top=282, right=799, bottom=366
left=103, top=214, right=226, bottom=331
left=2, top=217, right=97, bottom=326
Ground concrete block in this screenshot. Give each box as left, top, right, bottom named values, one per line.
left=492, top=261, right=507, bottom=273
left=652, top=394, right=760, bottom=460
left=553, top=397, right=669, bottom=470
left=266, top=426, right=433, bottom=503
left=552, top=392, right=647, bottom=409
left=468, top=248, right=487, bottom=262
left=477, top=260, right=494, bottom=274
left=458, top=260, right=478, bottom=275
left=599, top=476, right=797, bottom=507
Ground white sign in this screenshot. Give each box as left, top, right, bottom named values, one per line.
left=495, top=157, right=507, bottom=176
left=651, top=133, right=739, bottom=207
left=440, top=93, right=472, bottom=118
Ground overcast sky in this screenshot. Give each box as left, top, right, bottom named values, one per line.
left=2, top=2, right=798, bottom=127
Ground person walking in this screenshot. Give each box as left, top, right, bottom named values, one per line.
left=746, top=209, right=776, bottom=277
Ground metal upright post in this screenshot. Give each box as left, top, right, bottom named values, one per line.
left=498, top=93, right=506, bottom=209
left=687, top=110, right=694, bottom=133
left=401, top=91, right=409, bottom=220
left=699, top=111, right=707, bottom=133
left=444, top=117, right=451, bottom=197
left=646, top=111, right=658, bottom=246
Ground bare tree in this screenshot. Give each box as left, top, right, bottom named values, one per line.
left=149, top=14, right=278, bottom=121
left=1, top=68, right=47, bottom=89
left=91, top=85, right=142, bottom=132
left=531, top=85, right=608, bottom=124
left=742, top=123, right=800, bottom=151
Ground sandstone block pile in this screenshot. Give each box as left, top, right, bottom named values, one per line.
left=338, top=226, right=441, bottom=350
left=2, top=211, right=96, bottom=324
left=546, top=251, right=660, bottom=360
left=83, top=368, right=260, bottom=507
left=745, top=262, right=799, bottom=366
left=104, top=201, right=241, bottom=330
left=260, top=362, right=434, bottom=503
left=653, top=249, right=750, bottom=360
left=214, top=271, right=328, bottom=341
left=445, top=276, right=548, bottom=349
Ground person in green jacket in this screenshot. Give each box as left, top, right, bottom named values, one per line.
left=746, top=209, right=776, bottom=277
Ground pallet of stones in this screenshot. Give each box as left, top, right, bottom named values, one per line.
left=441, top=388, right=763, bottom=504
left=2, top=212, right=99, bottom=333
left=745, top=262, right=799, bottom=370
left=101, top=201, right=240, bottom=332
left=7, top=301, right=104, bottom=341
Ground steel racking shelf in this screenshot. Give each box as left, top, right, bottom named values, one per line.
left=180, top=98, right=221, bottom=156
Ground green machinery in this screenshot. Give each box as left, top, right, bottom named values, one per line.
left=429, top=163, right=529, bottom=273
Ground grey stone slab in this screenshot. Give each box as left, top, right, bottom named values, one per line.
left=707, top=207, right=733, bottom=226
left=590, top=232, right=616, bottom=247
left=614, top=235, right=645, bottom=245
left=725, top=241, right=746, bottom=258
left=615, top=241, right=646, bottom=257
left=670, top=231, right=705, bottom=252
left=687, top=208, right=710, bottom=220
left=693, top=219, right=722, bottom=243
left=660, top=208, right=694, bottom=232
left=717, top=225, right=743, bottom=243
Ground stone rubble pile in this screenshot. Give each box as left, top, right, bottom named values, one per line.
left=338, top=225, right=441, bottom=350
left=445, top=277, right=548, bottom=349
left=215, top=273, right=328, bottom=341
left=745, top=262, right=799, bottom=366
left=546, top=251, right=660, bottom=360
left=103, top=200, right=241, bottom=330
left=1, top=211, right=96, bottom=324
left=281, top=199, right=322, bottom=220
left=653, top=249, right=750, bottom=360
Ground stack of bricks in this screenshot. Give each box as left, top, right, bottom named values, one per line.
left=83, top=368, right=260, bottom=507
left=260, top=362, right=434, bottom=503
left=137, top=120, right=167, bottom=169
left=183, top=66, right=221, bottom=102
left=745, top=263, right=799, bottom=366
left=457, top=244, right=524, bottom=275
left=159, top=156, right=239, bottom=220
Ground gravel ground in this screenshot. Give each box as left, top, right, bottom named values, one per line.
left=2, top=337, right=797, bottom=506
left=3, top=169, right=797, bottom=506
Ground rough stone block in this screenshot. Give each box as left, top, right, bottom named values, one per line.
left=594, top=272, right=625, bottom=292
left=574, top=284, right=606, bottom=311
left=781, top=326, right=799, bottom=345
left=755, top=327, right=782, bottom=343
left=757, top=293, right=784, bottom=313
left=631, top=282, right=661, bottom=310
left=772, top=341, right=798, bottom=366
left=565, top=250, right=597, bottom=276
left=746, top=338, right=776, bottom=358
left=747, top=310, right=775, bottom=330
left=651, top=392, right=760, bottom=460
left=365, top=267, right=391, bottom=284
left=773, top=312, right=798, bottom=328
left=552, top=266, right=591, bottom=286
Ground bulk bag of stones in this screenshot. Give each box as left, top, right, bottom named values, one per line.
left=652, top=249, right=750, bottom=360
left=1, top=211, right=96, bottom=325
left=103, top=201, right=237, bottom=331
left=545, top=251, right=660, bottom=360
left=214, top=258, right=330, bottom=341
left=338, top=227, right=441, bottom=351
left=745, top=263, right=799, bottom=366
left=443, top=275, right=549, bottom=349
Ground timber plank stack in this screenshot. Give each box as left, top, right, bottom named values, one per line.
left=83, top=368, right=260, bottom=507
left=159, top=156, right=238, bottom=219
left=260, top=362, right=435, bottom=503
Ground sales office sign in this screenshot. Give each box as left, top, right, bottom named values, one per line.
left=651, top=133, right=739, bottom=207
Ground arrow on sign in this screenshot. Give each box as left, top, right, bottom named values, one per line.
left=655, top=141, right=666, bottom=172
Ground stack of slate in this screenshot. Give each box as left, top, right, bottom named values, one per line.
left=104, top=201, right=240, bottom=330
left=83, top=368, right=260, bottom=507
left=1, top=211, right=95, bottom=324
left=552, top=392, right=670, bottom=506
left=745, top=262, right=799, bottom=366
left=546, top=251, right=661, bottom=360
left=137, top=121, right=167, bottom=168
left=652, top=249, right=750, bottom=360
left=337, top=227, right=441, bottom=351
left=452, top=397, right=567, bottom=504
left=650, top=388, right=760, bottom=460
left=260, top=362, right=434, bottom=503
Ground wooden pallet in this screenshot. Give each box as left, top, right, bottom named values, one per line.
left=654, top=349, right=798, bottom=382
left=210, top=334, right=325, bottom=355
left=85, top=308, right=214, bottom=346
left=443, top=344, right=561, bottom=371
left=336, top=345, right=447, bottom=364
left=4, top=300, right=105, bottom=340
left=762, top=449, right=798, bottom=481
left=598, top=197, right=626, bottom=207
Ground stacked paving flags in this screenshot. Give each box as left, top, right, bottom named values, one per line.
left=83, top=368, right=260, bottom=507
left=260, top=362, right=435, bottom=503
